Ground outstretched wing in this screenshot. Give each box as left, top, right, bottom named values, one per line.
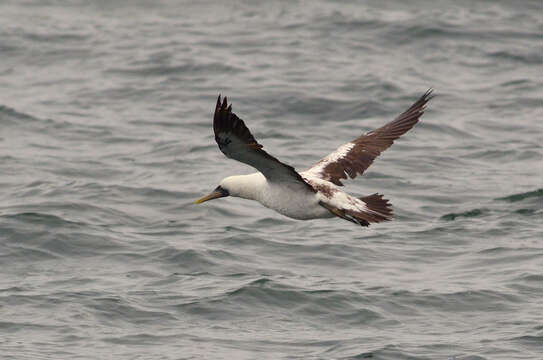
left=303, top=90, right=433, bottom=186
left=213, top=95, right=313, bottom=190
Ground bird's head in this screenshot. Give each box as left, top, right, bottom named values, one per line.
left=195, top=184, right=230, bottom=205
left=195, top=176, right=243, bottom=204
left=195, top=175, right=261, bottom=204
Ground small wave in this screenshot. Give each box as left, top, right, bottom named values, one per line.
left=22, top=31, right=89, bottom=43
left=511, top=333, right=543, bottom=347
left=0, top=105, right=39, bottom=124
left=224, top=278, right=382, bottom=323
left=1, top=200, right=143, bottom=227
left=0, top=212, right=85, bottom=227
left=487, top=50, right=543, bottom=65
left=0, top=209, right=132, bottom=259
left=175, top=277, right=384, bottom=327
left=385, top=24, right=476, bottom=45
left=496, top=189, right=543, bottom=203
left=106, top=62, right=241, bottom=78
left=388, top=288, right=519, bottom=314
left=477, top=246, right=515, bottom=255
left=500, top=79, right=533, bottom=89
left=102, top=333, right=179, bottom=345
left=0, top=246, right=59, bottom=261
left=514, top=208, right=537, bottom=216
left=316, top=10, right=383, bottom=33
left=145, top=247, right=225, bottom=273
left=86, top=296, right=177, bottom=326
left=441, top=209, right=488, bottom=221
left=465, top=149, right=522, bottom=161
left=342, top=347, right=488, bottom=360
left=267, top=92, right=358, bottom=121
left=514, top=273, right=543, bottom=283
left=0, top=321, right=58, bottom=332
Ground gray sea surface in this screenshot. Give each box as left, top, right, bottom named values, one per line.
left=1, top=1, right=543, bottom=359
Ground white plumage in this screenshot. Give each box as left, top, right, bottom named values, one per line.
left=218, top=173, right=334, bottom=220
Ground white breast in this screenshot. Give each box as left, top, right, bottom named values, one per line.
left=223, top=172, right=334, bottom=220
left=257, top=177, right=332, bottom=220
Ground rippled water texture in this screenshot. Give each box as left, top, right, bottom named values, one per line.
left=1, top=1, right=542, bottom=359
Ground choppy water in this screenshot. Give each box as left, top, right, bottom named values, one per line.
left=1, top=1, right=543, bottom=359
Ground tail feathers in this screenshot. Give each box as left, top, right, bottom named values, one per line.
left=319, top=193, right=393, bottom=227
left=344, top=194, right=393, bottom=227
left=360, top=193, right=393, bottom=221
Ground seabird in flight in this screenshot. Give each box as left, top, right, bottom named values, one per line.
left=196, top=90, right=433, bottom=226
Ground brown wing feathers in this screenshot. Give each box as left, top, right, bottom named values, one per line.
left=310, top=90, right=433, bottom=186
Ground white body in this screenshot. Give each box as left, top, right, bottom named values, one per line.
left=220, top=172, right=369, bottom=220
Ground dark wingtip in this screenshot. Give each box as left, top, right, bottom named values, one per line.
left=422, top=88, right=435, bottom=103
left=409, top=88, right=434, bottom=114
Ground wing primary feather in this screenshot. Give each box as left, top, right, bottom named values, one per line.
left=304, top=90, right=433, bottom=186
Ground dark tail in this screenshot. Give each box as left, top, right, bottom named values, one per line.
left=359, top=193, right=393, bottom=221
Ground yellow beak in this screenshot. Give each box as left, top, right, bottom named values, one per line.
left=195, top=190, right=226, bottom=204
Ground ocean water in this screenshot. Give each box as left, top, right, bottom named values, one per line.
left=1, top=0, right=542, bottom=359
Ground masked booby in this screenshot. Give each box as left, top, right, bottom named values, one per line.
left=196, top=90, right=433, bottom=227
